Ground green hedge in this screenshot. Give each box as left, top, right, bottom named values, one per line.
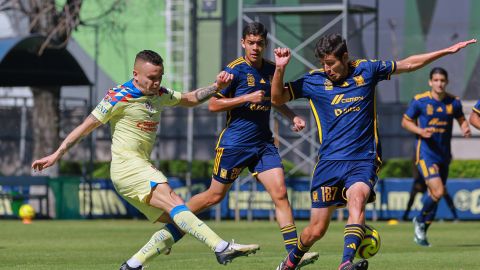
left=378, top=159, right=480, bottom=178
left=60, top=159, right=480, bottom=179
left=59, top=159, right=307, bottom=179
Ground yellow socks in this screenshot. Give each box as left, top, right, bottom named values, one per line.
left=128, top=223, right=184, bottom=267
left=131, top=229, right=175, bottom=264
left=169, top=205, right=224, bottom=251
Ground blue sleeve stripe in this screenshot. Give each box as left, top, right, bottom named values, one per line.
left=165, top=223, right=184, bottom=242
left=169, top=205, right=189, bottom=218
left=150, top=181, right=160, bottom=189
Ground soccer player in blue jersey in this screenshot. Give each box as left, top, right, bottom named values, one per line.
left=402, top=67, right=471, bottom=246
left=271, top=34, right=476, bottom=270
left=402, top=164, right=458, bottom=221
left=470, top=100, right=480, bottom=129
left=32, top=50, right=260, bottom=270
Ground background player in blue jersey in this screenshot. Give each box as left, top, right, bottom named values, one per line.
left=188, top=21, right=320, bottom=268
left=402, top=67, right=471, bottom=246
left=470, top=99, right=480, bottom=129
left=402, top=159, right=458, bottom=222
left=271, top=34, right=476, bottom=270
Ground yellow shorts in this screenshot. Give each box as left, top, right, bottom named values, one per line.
left=110, top=158, right=168, bottom=222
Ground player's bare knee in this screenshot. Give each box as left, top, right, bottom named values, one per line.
left=306, top=225, right=327, bottom=241
left=204, top=190, right=225, bottom=206
left=432, top=189, right=445, bottom=201
left=347, top=196, right=367, bottom=210
left=270, top=190, right=289, bottom=205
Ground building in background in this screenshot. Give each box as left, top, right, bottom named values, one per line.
left=0, top=0, right=479, bottom=177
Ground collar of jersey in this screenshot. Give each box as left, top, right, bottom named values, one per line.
left=243, top=56, right=267, bottom=69
left=120, top=79, right=144, bottom=98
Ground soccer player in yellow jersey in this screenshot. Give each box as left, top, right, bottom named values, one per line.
left=31, top=50, right=259, bottom=269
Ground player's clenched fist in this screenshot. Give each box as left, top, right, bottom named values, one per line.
left=274, top=47, right=291, bottom=68
left=246, top=90, right=265, bottom=104
left=215, top=71, right=234, bottom=90
left=420, top=127, right=435, bottom=138
left=292, top=116, right=306, bottom=132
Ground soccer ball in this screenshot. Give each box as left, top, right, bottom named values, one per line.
left=18, top=204, right=35, bottom=220
left=356, top=224, right=381, bottom=259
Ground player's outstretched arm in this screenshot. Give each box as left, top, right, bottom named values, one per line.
left=470, top=111, right=480, bottom=130
left=271, top=48, right=293, bottom=106
left=208, top=90, right=265, bottom=112
left=273, top=104, right=306, bottom=132
left=394, top=39, right=477, bottom=74
left=457, top=116, right=472, bottom=137
left=31, top=114, right=102, bottom=171
left=401, top=117, right=434, bottom=138
left=178, top=71, right=233, bottom=107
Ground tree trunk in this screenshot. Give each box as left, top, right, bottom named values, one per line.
left=31, top=86, right=60, bottom=176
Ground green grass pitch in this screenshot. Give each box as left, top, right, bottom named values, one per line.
left=0, top=220, right=479, bottom=269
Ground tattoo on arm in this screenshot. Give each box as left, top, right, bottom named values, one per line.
left=58, top=114, right=100, bottom=156
left=194, top=85, right=218, bottom=103
left=59, top=135, right=85, bottom=156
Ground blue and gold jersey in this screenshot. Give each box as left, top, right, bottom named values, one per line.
left=404, top=91, right=465, bottom=164
left=288, top=59, right=396, bottom=161
left=215, top=57, right=275, bottom=147
left=473, top=99, right=480, bottom=114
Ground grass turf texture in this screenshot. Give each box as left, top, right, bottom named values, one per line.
left=0, top=220, right=479, bottom=269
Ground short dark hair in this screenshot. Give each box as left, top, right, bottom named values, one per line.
left=135, top=50, right=163, bottom=66
left=429, top=67, right=448, bottom=80
left=242, top=22, right=268, bottom=40
left=315, top=33, right=348, bottom=60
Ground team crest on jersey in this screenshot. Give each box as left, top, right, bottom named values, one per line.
left=324, top=79, right=333, bottom=90
left=427, top=104, right=434, bottom=115
left=145, top=100, right=155, bottom=113
left=312, top=191, right=319, bottom=202
left=353, top=75, right=365, bottom=86
left=247, top=73, right=255, bottom=86
left=446, top=104, right=453, bottom=114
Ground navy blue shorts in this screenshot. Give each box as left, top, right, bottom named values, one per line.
left=311, top=160, right=378, bottom=208
left=212, top=143, right=283, bottom=184
left=416, top=158, right=449, bottom=183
